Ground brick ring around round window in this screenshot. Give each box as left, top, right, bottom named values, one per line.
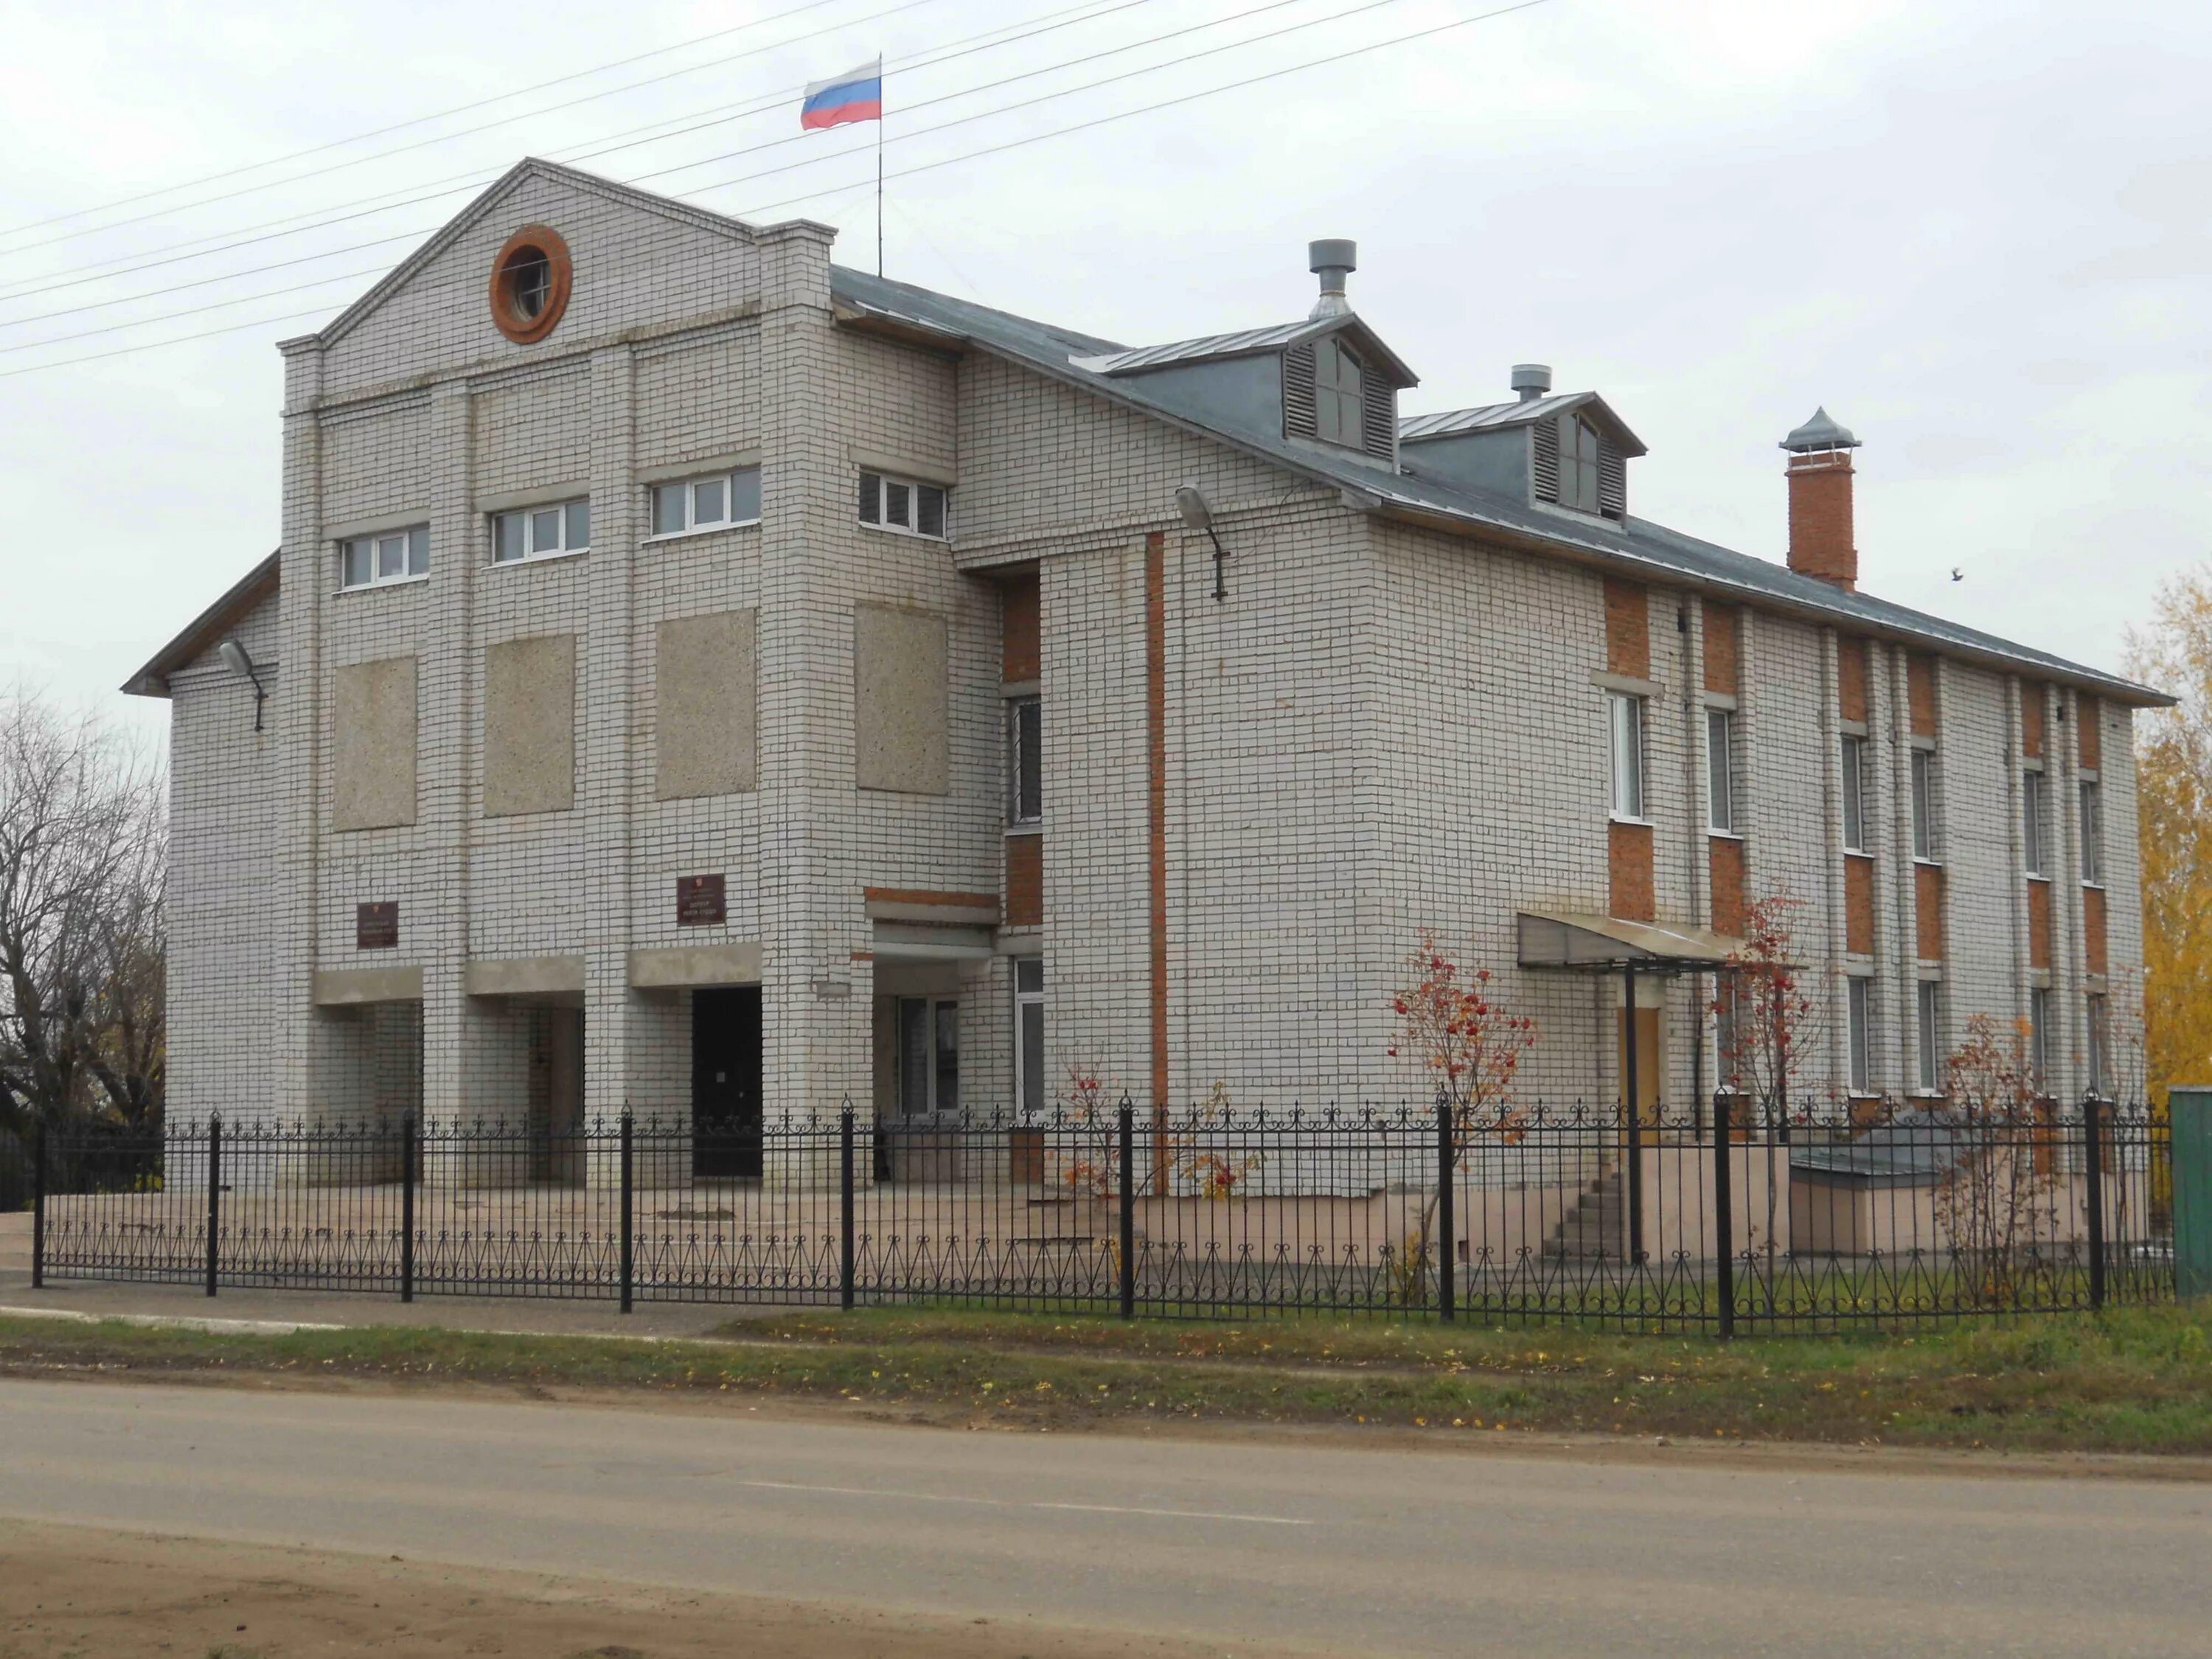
left=489, top=226, right=572, bottom=343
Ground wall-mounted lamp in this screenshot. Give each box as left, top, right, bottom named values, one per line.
left=1175, top=484, right=1228, bottom=602
left=218, top=637, right=267, bottom=731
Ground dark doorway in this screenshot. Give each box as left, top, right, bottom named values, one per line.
left=692, top=986, right=764, bottom=1179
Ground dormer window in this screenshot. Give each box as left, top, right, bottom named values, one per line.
left=1314, top=336, right=1364, bottom=448
left=1559, top=414, right=1602, bottom=512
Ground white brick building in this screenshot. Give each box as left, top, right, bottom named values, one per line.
left=128, top=160, right=2163, bottom=1164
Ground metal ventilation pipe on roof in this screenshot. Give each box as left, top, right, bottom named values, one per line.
left=1308, top=239, right=1356, bottom=319
left=1511, top=364, right=1552, bottom=403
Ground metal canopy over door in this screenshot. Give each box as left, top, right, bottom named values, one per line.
left=692, top=986, right=764, bottom=1179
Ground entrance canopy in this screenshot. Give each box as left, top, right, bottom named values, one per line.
left=1516, top=909, right=1741, bottom=973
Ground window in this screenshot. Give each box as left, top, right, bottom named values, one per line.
left=650, top=467, right=762, bottom=538
left=1916, top=980, right=1942, bottom=1093
left=1014, top=958, right=1045, bottom=1115
left=1910, top=747, right=1938, bottom=860
left=1847, top=978, right=1872, bottom=1094
left=1006, top=695, right=1042, bottom=827
left=1607, top=692, right=1645, bottom=819
left=1840, top=734, right=1868, bottom=852
left=1312, top=335, right=1364, bottom=448
left=895, top=998, right=959, bottom=1116
left=2023, top=768, right=2050, bottom=877
left=1705, top=708, right=1736, bottom=833
left=339, top=524, right=429, bottom=589
left=1559, top=414, right=1602, bottom=512
left=493, top=498, right=589, bottom=564
left=2080, top=779, right=2103, bottom=884
left=858, top=470, right=948, bottom=539
left=2028, top=987, right=2051, bottom=1089
left=2086, top=993, right=2110, bottom=1096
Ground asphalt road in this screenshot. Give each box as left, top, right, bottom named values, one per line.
left=2, top=1380, right=2208, bottom=1658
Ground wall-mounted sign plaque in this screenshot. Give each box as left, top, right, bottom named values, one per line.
left=356, top=902, right=399, bottom=950
left=677, top=874, right=726, bottom=928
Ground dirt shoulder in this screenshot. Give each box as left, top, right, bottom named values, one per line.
left=0, top=1518, right=1286, bottom=1659
left=1, top=1300, right=2209, bottom=1464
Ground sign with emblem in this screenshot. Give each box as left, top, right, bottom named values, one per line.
left=356, top=902, right=399, bottom=950
left=677, top=874, right=726, bottom=927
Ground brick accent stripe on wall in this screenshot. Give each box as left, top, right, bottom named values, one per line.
left=1916, top=863, right=1944, bottom=962
left=1604, top=580, right=1649, bottom=679
left=1845, top=853, right=1875, bottom=956
left=1145, top=531, right=1168, bottom=1112
left=2028, top=879, right=2053, bottom=970
left=1004, top=837, right=1042, bottom=929
left=2022, top=686, right=2046, bottom=759
left=1710, top=835, right=1746, bottom=936
left=1001, top=570, right=1039, bottom=684
left=2079, top=694, right=2102, bottom=771
left=1837, top=636, right=1869, bottom=726
left=1702, top=602, right=1739, bottom=697
left=1907, top=655, right=1938, bottom=737
left=1609, top=820, right=1655, bottom=924
left=2084, top=884, right=2108, bottom=975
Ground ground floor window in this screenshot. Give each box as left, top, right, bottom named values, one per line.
left=896, top=998, right=958, bottom=1116
left=1846, top=977, right=1872, bottom=1094
left=1916, top=979, right=1942, bottom=1093
left=2028, top=986, right=2051, bottom=1089
left=1013, top=958, right=1045, bottom=1113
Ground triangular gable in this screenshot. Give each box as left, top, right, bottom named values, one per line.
left=307, top=159, right=765, bottom=349
left=123, top=550, right=280, bottom=698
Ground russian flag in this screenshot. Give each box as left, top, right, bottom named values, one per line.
left=801, top=59, right=883, bottom=131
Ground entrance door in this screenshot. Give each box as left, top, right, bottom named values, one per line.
left=692, top=986, right=764, bottom=1179
left=546, top=1007, right=585, bottom=1186
left=1616, top=1006, right=1663, bottom=1127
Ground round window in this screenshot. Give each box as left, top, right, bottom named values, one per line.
left=488, top=226, right=571, bottom=343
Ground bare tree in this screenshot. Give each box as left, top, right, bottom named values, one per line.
left=0, top=689, right=167, bottom=1137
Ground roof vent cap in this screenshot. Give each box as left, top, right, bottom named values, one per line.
left=1308, top=239, right=1356, bottom=319
left=1511, top=363, right=1552, bottom=403
left=1781, top=405, right=1860, bottom=453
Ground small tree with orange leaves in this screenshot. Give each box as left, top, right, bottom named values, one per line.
left=1713, top=886, right=1825, bottom=1281
left=1936, top=1013, right=2062, bottom=1305
left=1385, top=933, right=1537, bottom=1303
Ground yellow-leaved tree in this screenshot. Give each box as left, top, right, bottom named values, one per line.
left=2125, top=569, right=2212, bottom=1105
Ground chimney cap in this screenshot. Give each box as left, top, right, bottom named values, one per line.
left=1781, top=406, right=1860, bottom=453
left=1510, top=363, right=1552, bottom=402
left=1307, top=239, right=1355, bottom=319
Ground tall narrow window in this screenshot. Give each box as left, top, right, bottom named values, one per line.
left=1006, top=695, right=1042, bottom=827
left=2080, top=779, right=2103, bottom=884
left=1840, top=734, right=1868, bottom=852
left=1705, top=708, right=1736, bottom=832
left=2086, top=992, right=2110, bottom=1096
left=1910, top=748, right=1938, bottom=860
left=895, top=998, right=959, bottom=1115
left=1312, top=335, right=1365, bottom=448
left=1013, top=959, right=1045, bottom=1115
left=1916, top=979, right=1942, bottom=1093
left=1558, top=413, right=1602, bottom=512
left=2028, top=987, right=2051, bottom=1090
left=2023, top=769, right=2050, bottom=876
left=1607, top=692, right=1645, bottom=820
left=1847, top=978, right=1872, bottom=1094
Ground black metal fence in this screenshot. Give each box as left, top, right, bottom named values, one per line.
left=11, top=1098, right=2175, bottom=1333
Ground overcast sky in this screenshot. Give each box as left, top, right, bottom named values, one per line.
left=2, top=0, right=2206, bottom=744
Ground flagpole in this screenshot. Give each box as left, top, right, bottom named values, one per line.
left=876, top=64, right=885, bottom=278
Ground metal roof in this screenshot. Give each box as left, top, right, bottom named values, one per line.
left=122, top=549, right=280, bottom=698
left=830, top=265, right=2167, bottom=706
left=1399, top=391, right=1649, bottom=456
left=1782, top=405, right=1860, bottom=452
left=1070, top=312, right=1419, bottom=387
left=1516, top=909, right=1742, bottom=971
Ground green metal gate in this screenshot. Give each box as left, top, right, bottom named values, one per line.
left=2171, top=1087, right=2212, bottom=1300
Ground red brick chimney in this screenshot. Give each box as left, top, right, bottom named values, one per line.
left=1781, top=406, right=1860, bottom=591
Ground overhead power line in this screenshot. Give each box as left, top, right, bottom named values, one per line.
left=0, top=0, right=1551, bottom=382
left=0, top=0, right=1323, bottom=327
left=0, top=0, right=883, bottom=243
left=0, top=0, right=1166, bottom=311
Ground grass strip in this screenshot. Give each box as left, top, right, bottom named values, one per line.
left=3, top=1303, right=2209, bottom=1455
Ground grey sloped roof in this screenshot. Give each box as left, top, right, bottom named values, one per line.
left=1399, top=391, right=1649, bottom=457
left=122, top=549, right=280, bottom=698
left=1071, top=313, right=1418, bottom=387
left=831, top=266, right=2166, bottom=706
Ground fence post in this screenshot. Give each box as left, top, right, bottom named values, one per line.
left=1436, top=1099, right=1456, bottom=1322
left=1712, top=1091, right=1735, bottom=1340
left=29, top=1119, right=46, bottom=1291
left=2082, top=1093, right=2106, bottom=1313
left=399, top=1114, right=417, bottom=1304
left=1118, top=1101, right=1136, bottom=1319
left=839, top=1106, right=856, bottom=1312
left=619, top=1110, right=635, bottom=1315
left=204, top=1115, right=222, bottom=1299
